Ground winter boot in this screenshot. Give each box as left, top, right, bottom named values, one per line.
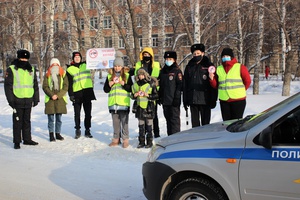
left=145, top=137, right=153, bottom=148
left=55, top=133, right=64, bottom=141
left=85, top=129, right=93, bottom=138
left=109, top=138, right=119, bottom=147
left=75, top=129, right=81, bottom=139
left=49, top=132, right=56, bottom=142
left=122, top=139, right=129, bottom=148
left=137, top=136, right=145, bottom=148
left=14, top=143, right=20, bottom=149
left=137, top=125, right=146, bottom=148
left=145, top=125, right=153, bottom=148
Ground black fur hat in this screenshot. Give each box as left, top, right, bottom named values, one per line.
left=17, top=49, right=30, bottom=59
left=190, top=43, right=205, bottom=53
left=164, top=51, right=177, bottom=60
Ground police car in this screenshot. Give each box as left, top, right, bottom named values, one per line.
left=142, top=92, right=300, bottom=200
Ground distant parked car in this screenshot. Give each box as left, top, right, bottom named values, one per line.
left=142, top=92, right=300, bottom=200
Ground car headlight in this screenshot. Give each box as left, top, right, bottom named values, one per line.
left=147, top=144, right=165, bottom=162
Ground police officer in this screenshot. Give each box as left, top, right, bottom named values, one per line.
left=159, top=51, right=183, bottom=136
left=66, top=51, right=96, bottom=139
left=4, top=49, right=40, bottom=149
left=134, top=47, right=161, bottom=138
left=183, top=44, right=218, bottom=127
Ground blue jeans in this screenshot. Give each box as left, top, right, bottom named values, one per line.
left=48, top=114, right=62, bottom=133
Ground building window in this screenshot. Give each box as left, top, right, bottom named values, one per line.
left=136, top=14, right=142, bottom=27
left=165, top=13, right=172, bottom=25
left=103, top=16, right=112, bottom=29
left=91, top=37, right=95, bottom=47
left=77, top=0, right=83, bottom=9
left=63, top=20, right=68, bottom=31
left=42, top=22, right=47, bottom=33
left=135, top=0, right=142, bottom=4
left=28, top=41, right=33, bottom=52
left=30, top=23, right=35, bottom=33
left=118, top=0, right=126, bottom=6
left=104, top=37, right=112, bottom=48
left=80, top=18, right=84, bottom=30
left=90, top=17, right=98, bottom=29
left=165, top=36, right=172, bottom=47
left=90, top=0, right=96, bottom=9
left=29, top=6, right=34, bottom=14
left=139, top=37, right=143, bottom=48
left=53, top=21, right=58, bottom=32
left=152, top=35, right=158, bottom=47
left=119, top=37, right=125, bottom=48
left=81, top=38, right=85, bottom=47
left=152, top=15, right=158, bottom=26
left=118, top=15, right=126, bottom=28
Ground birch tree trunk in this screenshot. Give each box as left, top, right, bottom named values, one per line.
left=280, top=0, right=291, bottom=96
left=253, top=0, right=264, bottom=95
left=146, top=0, right=152, bottom=46
left=49, top=0, right=55, bottom=58
left=192, top=0, right=200, bottom=43
left=236, top=0, right=243, bottom=62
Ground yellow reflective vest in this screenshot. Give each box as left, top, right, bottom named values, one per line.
left=10, top=65, right=34, bottom=98
left=132, top=82, right=152, bottom=109
left=107, top=73, right=130, bottom=107
left=217, top=63, right=246, bottom=101
left=67, top=63, right=93, bottom=92
left=134, top=61, right=160, bottom=78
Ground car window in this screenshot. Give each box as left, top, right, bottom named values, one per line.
left=272, top=108, right=300, bottom=145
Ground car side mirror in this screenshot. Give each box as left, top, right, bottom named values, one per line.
left=258, top=126, right=272, bottom=149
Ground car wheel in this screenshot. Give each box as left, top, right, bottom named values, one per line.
left=168, top=178, right=228, bottom=200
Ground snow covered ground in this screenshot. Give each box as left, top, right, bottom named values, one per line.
left=0, top=72, right=299, bottom=200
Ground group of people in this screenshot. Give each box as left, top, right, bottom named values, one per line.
left=4, top=44, right=251, bottom=150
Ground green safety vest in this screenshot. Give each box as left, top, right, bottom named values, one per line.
left=44, top=73, right=67, bottom=103
left=134, top=61, right=160, bottom=78
left=10, top=65, right=34, bottom=98
left=67, top=63, right=93, bottom=92
left=107, top=73, right=130, bottom=107
left=132, top=82, right=152, bottom=109
left=217, top=63, right=246, bottom=101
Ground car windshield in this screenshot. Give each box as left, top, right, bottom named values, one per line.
left=227, top=92, right=300, bottom=132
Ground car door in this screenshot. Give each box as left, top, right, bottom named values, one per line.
left=239, top=109, right=300, bottom=200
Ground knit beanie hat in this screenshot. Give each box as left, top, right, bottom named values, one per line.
left=221, top=48, right=234, bottom=58
left=72, top=51, right=82, bottom=61
left=190, top=43, right=205, bottom=53
left=50, top=58, right=60, bottom=66
left=113, top=51, right=124, bottom=67
left=17, top=49, right=30, bottom=59
left=164, top=51, right=177, bottom=60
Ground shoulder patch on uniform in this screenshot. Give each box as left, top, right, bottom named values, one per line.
left=178, top=73, right=183, bottom=80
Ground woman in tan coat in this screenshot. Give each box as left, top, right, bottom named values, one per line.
left=42, top=58, right=68, bottom=141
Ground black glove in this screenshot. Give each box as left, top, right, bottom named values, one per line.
left=183, top=103, right=189, bottom=111
left=8, top=102, right=15, bottom=108
left=172, top=98, right=180, bottom=107
left=70, top=96, right=75, bottom=103
left=33, top=101, right=38, bottom=107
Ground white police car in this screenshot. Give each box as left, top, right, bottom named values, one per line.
left=142, top=92, right=300, bottom=200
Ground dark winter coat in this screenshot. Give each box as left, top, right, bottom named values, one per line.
left=183, top=56, right=217, bottom=108
left=66, top=61, right=96, bottom=103
left=159, top=63, right=183, bottom=106
left=42, top=73, right=68, bottom=114
left=4, top=59, right=40, bottom=108
left=132, top=78, right=159, bottom=119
